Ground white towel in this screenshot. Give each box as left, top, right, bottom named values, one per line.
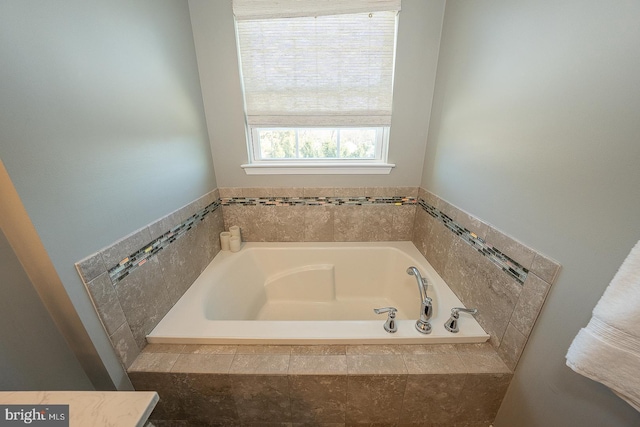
left=566, top=240, right=640, bottom=411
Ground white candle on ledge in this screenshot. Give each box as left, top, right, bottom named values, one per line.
left=229, top=236, right=241, bottom=253
left=229, top=225, right=241, bottom=239
left=220, top=232, right=231, bottom=251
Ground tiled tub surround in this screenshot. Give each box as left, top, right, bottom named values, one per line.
left=413, top=188, right=561, bottom=370
left=129, top=343, right=512, bottom=426
left=418, top=199, right=528, bottom=285
left=75, top=189, right=225, bottom=369
left=75, top=185, right=557, bottom=378
left=219, top=187, right=420, bottom=242
left=77, top=186, right=422, bottom=368
left=108, top=199, right=222, bottom=285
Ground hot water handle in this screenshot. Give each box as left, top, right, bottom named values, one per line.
left=444, top=307, right=478, bottom=333
left=373, top=307, right=398, bottom=333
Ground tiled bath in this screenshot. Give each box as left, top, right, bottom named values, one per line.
left=131, top=343, right=511, bottom=426
left=75, top=186, right=560, bottom=425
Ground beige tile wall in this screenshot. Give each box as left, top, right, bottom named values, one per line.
left=220, top=187, right=418, bottom=242
left=222, top=203, right=417, bottom=242
left=413, top=188, right=561, bottom=369
left=130, top=343, right=512, bottom=426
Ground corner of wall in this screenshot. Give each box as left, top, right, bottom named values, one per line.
left=413, top=187, right=560, bottom=369
left=76, top=189, right=224, bottom=370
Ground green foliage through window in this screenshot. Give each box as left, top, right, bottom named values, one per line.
left=256, top=128, right=380, bottom=160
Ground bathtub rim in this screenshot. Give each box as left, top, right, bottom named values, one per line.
left=146, top=319, right=489, bottom=345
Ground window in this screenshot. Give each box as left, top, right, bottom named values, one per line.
left=233, top=0, right=400, bottom=175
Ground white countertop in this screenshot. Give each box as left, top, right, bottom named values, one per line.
left=0, top=391, right=159, bottom=427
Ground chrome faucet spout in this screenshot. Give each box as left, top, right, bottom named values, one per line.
left=407, top=266, right=432, bottom=334
left=406, top=266, right=428, bottom=302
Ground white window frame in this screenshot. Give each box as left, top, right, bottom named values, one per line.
left=234, top=0, right=399, bottom=175
left=241, top=126, right=393, bottom=174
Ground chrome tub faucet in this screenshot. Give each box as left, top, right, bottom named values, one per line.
left=407, top=266, right=432, bottom=334
left=373, top=306, right=398, bottom=333
left=444, top=307, right=478, bottom=333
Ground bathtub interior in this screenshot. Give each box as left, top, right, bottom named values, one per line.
left=148, top=242, right=489, bottom=344
left=203, top=245, right=434, bottom=322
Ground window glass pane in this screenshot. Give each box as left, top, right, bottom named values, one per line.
left=340, top=129, right=377, bottom=159
left=253, top=127, right=385, bottom=162
left=258, top=129, right=296, bottom=159
left=299, top=129, right=338, bottom=158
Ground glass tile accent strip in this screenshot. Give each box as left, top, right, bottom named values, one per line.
left=221, top=196, right=417, bottom=206
left=105, top=195, right=526, bottom=286
left=108, top=200, right=221, bottom=284
left=418, top=199, right=528, bottom=284
left=106, top=196, right=414, bottom=285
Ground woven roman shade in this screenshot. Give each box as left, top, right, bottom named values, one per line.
left=233, top=0, right=401, bottom=127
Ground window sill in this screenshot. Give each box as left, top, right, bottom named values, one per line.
left=241, top=162, right=395, bottom=175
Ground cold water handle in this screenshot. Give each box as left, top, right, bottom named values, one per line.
left=444, top=307, right=478, bottom=333
left=374, top=307, right=398, bottom=333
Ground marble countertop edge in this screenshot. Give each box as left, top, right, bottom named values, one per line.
left=0, top=391, right=158, bottom=427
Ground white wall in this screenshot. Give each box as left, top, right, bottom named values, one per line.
left=189, top=0, right=445, bottom=188
left=0, top=1, right=216, bottom=388
left=423, top=1, right=640, bottom=425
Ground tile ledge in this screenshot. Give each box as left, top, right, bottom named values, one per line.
left=130, top=343, right=512, bottom=376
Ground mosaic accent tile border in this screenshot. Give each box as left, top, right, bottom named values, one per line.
left=221, top=196, right=417, bottom=206
left=418, top=199, right=529, bottom=284
left=108, top=200, right=221, bottom=284
left=106, top=196, right=414, bottom=284
left=105, top=194, right=526, bottom=285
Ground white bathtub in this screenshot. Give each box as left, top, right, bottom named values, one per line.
left=147, top=241, right=489, bottom=344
